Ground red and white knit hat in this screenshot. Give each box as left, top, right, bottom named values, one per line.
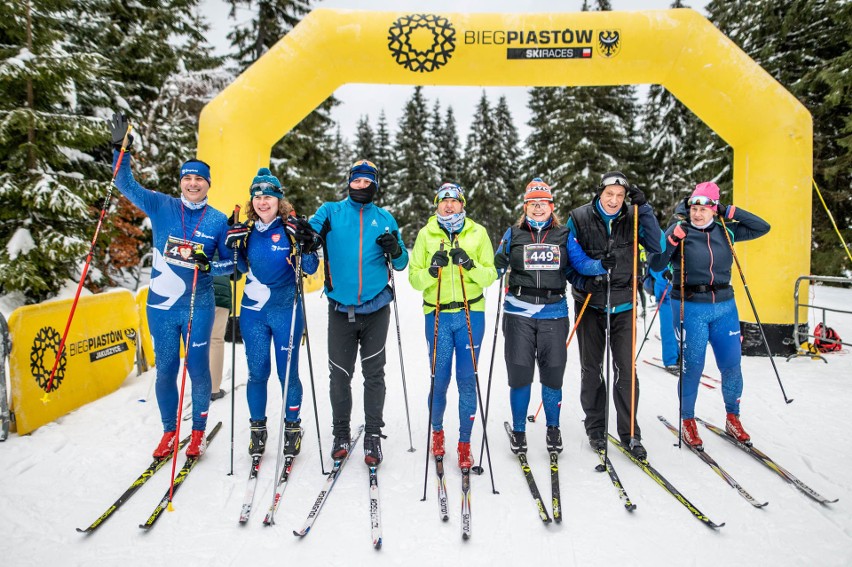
left=524, top=178, right=553, bottom=202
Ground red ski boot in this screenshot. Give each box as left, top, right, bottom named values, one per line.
left=431, top=430, right=445, bottom=457
left=186, top=430, right=207, bottom=458
left=681, top=418, right=703, bottom=450
left=725, top=413, right=752, bottom=446
left=153, top=431, right=177, bottom=459
left=457, top=442, right=473, bottom=469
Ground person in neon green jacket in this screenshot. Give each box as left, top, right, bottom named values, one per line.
left=409, top=183, right=497, bottom=470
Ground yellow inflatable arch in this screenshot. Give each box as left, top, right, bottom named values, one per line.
left=199, top=8, right=811, bottom=349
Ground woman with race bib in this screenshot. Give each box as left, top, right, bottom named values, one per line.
left=494, top=179, right=608, bottom=456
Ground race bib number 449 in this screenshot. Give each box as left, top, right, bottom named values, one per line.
left=163, top=236, right=202, bottom=269
left=523, top=244, right=560, bottom=270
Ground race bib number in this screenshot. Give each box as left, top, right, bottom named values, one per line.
left=163, top=236, right=202, bottom=269
left=523, top=243, right=560, bottom=270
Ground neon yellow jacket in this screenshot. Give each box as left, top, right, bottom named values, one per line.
left=408, top=216, right=497, bottom=314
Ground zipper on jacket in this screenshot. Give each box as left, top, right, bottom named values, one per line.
left=358, top=207, right=364, bottom=304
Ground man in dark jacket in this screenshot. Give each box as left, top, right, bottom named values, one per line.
left=567, top=171, right=663, bottom=460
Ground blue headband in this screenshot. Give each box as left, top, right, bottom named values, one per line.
left=180, top=159, right=211, bottom=185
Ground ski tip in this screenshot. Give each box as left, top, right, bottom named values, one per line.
left=626, top=503, right=637, bottom=512
left=293, top=529, right=308, bottom=538
left=75, top=527, right=90, bottom=534
left=373, top=539, right=382, bottom=550
left=462, top=533, right=470, bottom=541
left=594, top=463, right=606, bottom=472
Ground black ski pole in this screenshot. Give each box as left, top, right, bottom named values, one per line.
left=421, top=243, right=444, bottom=501
left=455, top=238, right=498, bottom=494
left=298, top=262, right=326, bottom=475
left=718, top=215, right=793, bottom=404
left=384, top=229, right=415, bottom=452
left=471, top=270, right=504, bottom=475
left=635, top=284, right=668, bottom=362
left=228, top=204, right=242, bottom=476
left=267, top=245, right=303, bottom=525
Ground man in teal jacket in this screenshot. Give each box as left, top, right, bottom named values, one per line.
left=289, top=160, right=408, bottom=466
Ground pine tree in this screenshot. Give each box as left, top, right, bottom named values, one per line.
left=373, top=110, right=394, bottom=206
left=491, top=96, right=523, bottom=239
left=462, top=92, right=506, bottom=239
left=437, top=106, right=462, bottom=185
left=706, top=0, right=851, bottom=275
left=353, top=115, right=376, bottom=164
left=388, top=87, right=434, bottom=245
left=77, top=0, right=223, bottom=288
left=0, top=0, right=112, bottom=302
left=428, top=99, right=444, bottom=184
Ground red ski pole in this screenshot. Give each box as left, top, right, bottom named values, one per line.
left=43, top=124, right=133, bottom=397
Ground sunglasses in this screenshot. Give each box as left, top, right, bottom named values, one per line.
left=688, top=195, right=717, bottom=207
left=434, top=185, right=466, bottom=205
left=525, top=200, right=552, bottom=209
left=251, top=182, right=282, bottom=194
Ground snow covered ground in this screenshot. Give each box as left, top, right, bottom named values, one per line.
left=2, top=275, right=850, bottom=566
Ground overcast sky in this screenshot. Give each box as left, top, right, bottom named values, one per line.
left=203, top=0, right=691, bottom=142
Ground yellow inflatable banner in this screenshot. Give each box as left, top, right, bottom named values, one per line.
left=200, top=8, right=811, bottom=327
left=8, top=289, right=139, bottom=435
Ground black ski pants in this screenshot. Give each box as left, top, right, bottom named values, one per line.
left=575, top=300, right=642, bottom=443
left=327, top=304, right=390, bottom=437
left=502, top=314, right=570, bottom=389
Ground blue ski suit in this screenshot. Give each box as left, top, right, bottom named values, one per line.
left=237, top=219, right=319, bottom=423
left=113, top=151, right=233, bottom=432
left=650, top=202, right=770, bottom=419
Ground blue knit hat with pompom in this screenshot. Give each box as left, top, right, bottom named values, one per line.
left=249, top=167, right=284, bottom=198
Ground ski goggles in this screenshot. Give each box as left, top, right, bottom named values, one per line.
left=434, top=183, right=466, bottom=205
left=250, top=181, right=284, bottom=198
left=687, top=195, right=718, bottom=207
left=600, top=175, right=629, bottom=188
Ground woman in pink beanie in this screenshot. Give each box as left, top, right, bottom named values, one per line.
left=649, top=182, right=770, bottom=450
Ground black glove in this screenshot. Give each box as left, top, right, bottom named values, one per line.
left=449, top=247, right=475, bottom=271
left=225, top=222, right=250, bottom=249
left=716, top=202, right=728, bottom=217
left=191, top=248, right=210, bottom=272
left=285, top=215, right=314, bottom=242
left=376, top=231, right=403, bottom=259
left=428, top=249, right=449, bottom=278
left=669, top=221, right=688, bottom=245
left=627, top=185, right=646, bottom=207
left=109, top=112, right=133, bottom=151
left=494, top=252, right=510, bottom=271
left=600, top=253, right=617, bottom=271
left=662, top=268, right=673, bottom=282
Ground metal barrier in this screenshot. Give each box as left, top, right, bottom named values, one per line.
left=786, top=275, right=852, bottom=363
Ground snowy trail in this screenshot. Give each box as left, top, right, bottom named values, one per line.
left=1, top=275, right=851, bottom=566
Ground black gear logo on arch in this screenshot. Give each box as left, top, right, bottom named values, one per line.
left=30, top=326, right=66, bottom=392
left=388, top=14, right=456, bottom=73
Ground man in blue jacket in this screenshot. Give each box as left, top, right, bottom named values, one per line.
left=288, top=160, right=408, bottom=466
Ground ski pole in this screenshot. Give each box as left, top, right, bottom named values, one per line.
left=635, top=285, right=668, bottom=361
left=44, top=123, right=133, bottom=396
left=267, top=244, right=303, bottom=525
left=472, top=269, right=504, bottom=474
left=454, top=238, right=497, bottom=494
left=718, top=215, right=793, bottom=404
left=228, top=205, right=241, bottom=476
left=385, top=229, right=415, bottom=452
left=677, top=241, right=685, bottom=448
left=527, top=291, right=591, bottom=423
left=168, top=263, right=200, bottom=510
left=298, top=260, right=326, bottom=475
left=421, top=242, right=444, bottom=501
left=600, top=269, right=613, bottom=466
left=629, top=206, right=639, bottom=453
